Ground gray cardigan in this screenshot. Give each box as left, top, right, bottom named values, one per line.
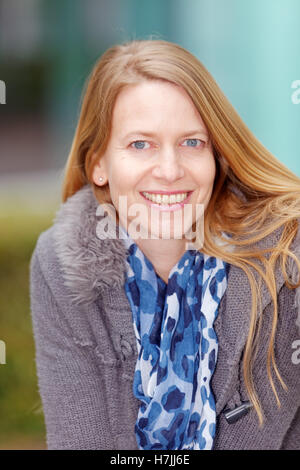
left=29, top=184, right=300, bottom=450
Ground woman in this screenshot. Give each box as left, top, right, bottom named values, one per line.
left=30, top=39, right=300, bottom=450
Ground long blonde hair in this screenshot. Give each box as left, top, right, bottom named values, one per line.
left=62, top=39, right=300, bottom=425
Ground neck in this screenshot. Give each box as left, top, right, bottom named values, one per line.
left=133, top=237, right=187, bottom=283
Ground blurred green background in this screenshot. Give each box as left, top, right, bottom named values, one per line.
left=0, top=0, right=300, bottom=450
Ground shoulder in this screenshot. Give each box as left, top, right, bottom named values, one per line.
left=31, top=225, right=58, bottom=278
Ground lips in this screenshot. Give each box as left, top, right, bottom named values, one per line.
left=141, top=190, right=192, bottom=194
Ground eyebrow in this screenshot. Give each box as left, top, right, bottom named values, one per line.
left=122, top=129, right=208, bottom=139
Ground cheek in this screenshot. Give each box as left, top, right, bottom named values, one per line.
left=208, top=154, right=216, bottom=180
left=108, top=160, right=139, bottom=197
left=197, top=156, right=216, bottom=188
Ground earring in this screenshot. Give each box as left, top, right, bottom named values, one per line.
left=98, top=177, right=104, bottom=183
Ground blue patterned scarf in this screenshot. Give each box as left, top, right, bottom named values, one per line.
left=122, top=231, right=229, bottom=450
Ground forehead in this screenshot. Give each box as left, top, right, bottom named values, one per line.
left=110, top=80, right=206, bottom=135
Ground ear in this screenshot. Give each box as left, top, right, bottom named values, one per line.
left=91, top=153, right=108, bottom=186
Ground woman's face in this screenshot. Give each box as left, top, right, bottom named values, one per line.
left=92, top=80, right=216, bottom=242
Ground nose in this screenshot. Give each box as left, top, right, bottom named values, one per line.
left=151, top=146, right=185, bottom=183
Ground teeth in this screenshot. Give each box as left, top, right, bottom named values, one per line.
left=142, top=192, right=188, bottom=204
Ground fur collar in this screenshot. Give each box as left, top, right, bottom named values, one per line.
left=53, top=184, right=128, bottom=306
left=52, top=184, right=300, bottom=328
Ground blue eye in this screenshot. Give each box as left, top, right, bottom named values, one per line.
left=182, top=138, right=203, bottom=147
left=131, top=141, right=150, bottom=150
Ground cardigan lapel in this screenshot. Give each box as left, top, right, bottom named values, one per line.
left=212, top=261, right=254, bottom=414
left=212, top=227, right=289, bottom=414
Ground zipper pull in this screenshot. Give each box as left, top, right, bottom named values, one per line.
left=223, top=401, right=253, bottom=424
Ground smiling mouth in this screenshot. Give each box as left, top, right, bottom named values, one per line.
left=140, top=191, right=192, bottom=205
